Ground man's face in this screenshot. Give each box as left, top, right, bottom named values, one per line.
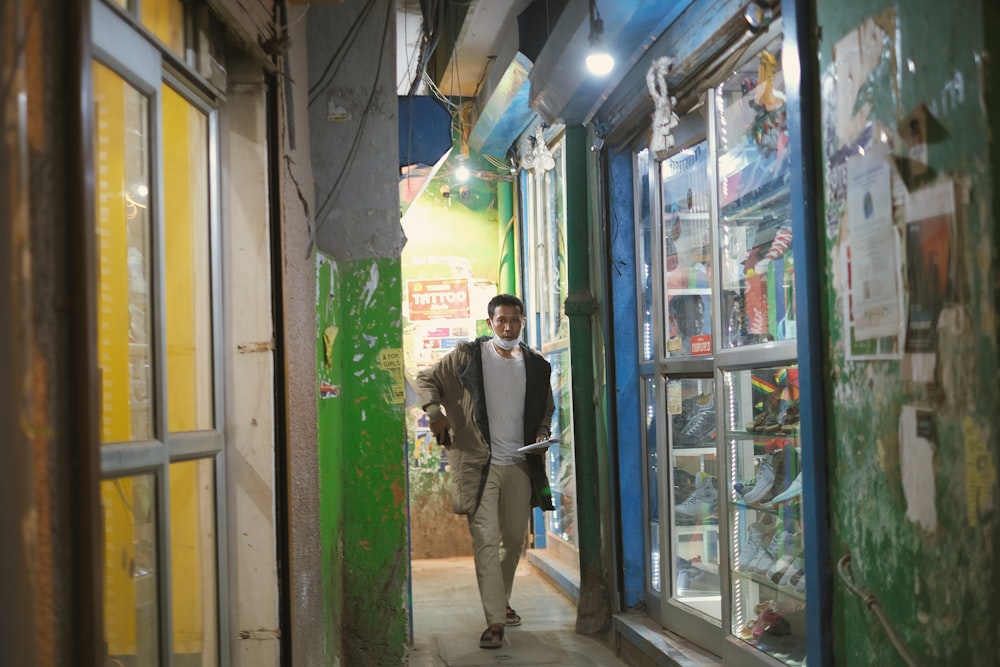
left=488, top=304, right=525, bottom=343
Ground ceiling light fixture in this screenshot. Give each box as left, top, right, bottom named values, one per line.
left=454, top=154, right=471, bottom=182
left=742, top=2, right=774, bottom=33
left=586, top=0, right=614, bottom=77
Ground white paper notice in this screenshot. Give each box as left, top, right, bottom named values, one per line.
left=899, top=406, right=937, bottom=532
left=517, top=437, right=558, bottom=453
left=846, top=148, right=902, bottom=340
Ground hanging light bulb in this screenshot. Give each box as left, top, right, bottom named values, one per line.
left=454, top=154, right=470, bottom=182
left=586, top=0, right=614, bottom=77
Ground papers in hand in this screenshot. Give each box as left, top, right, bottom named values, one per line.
left=517, top=437, right=558, bottom=453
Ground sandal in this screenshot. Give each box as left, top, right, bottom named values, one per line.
left=479, top=623, right=504, bottom=649
left=505, top=606, right=521, bottom=626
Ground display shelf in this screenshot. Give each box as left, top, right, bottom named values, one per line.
left=731, top=569, right=806, bottom=604
left=673, top=446, right=719, bottom=456
left=719, top=183, right=791, bottom=221
left=731, top=500, right=801, bottom=519
left=725, top=429, right=799, bottom=440
left=669, top=287, right=712, bottom=296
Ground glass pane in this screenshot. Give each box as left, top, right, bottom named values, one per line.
left=668, top=378, right=721, bottom=620
left=171, top=459, right=219, bottom=666
left=94, top=61, right=154, bottom=443
left=539, top=139, right=568, bottom=342
left=546, top=346, right=577, bottom=547
left=642, top=376, right=660, bottom=593
left=163, top=84, right=214, bottom=432
left=715, top=36, right=795, bottom=348
left=142, top=0, right=186, bottom=60
left=102, top=474, right=159, bottom=664
left=636, top=149, right=655, bottom=362
left=723, top=365, right=805, bottom=664
left=661, top=142, right=713, bottom=358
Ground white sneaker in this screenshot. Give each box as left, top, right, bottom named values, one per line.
left=675, top=472, right=718, bottom=525
left=741, top=458, right=775, bottom=504
left=738, top=519, right=777, bottom=570
left=778, top=557, right=805, bottom=589
left=752, top=544, right=777, bottom=576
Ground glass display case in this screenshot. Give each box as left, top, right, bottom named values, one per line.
left=723, top=366, right=805, bottom=664
left=661, top=141, right=713, bottom=358
left=635, top=25, right=814, bottom=663
left=713, top=31, right=805, bottom=666
left=715, top=35, right=795, bottom=350
left=660, top=138, right=722, bottom=624
left=668, top=377, right=721, bottom=620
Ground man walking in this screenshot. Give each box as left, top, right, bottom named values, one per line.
left=416, top=294, right=555, bottom=649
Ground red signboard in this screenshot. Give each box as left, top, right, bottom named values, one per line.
left=408, top=279, right=471, bottom=320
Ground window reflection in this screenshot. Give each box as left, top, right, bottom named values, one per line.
left=93, top=61, right=154, bottom=443
left=102, top=474, right=159, bottom=664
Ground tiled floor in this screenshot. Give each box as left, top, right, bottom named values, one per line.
left=408, top=556, right=630, bottom=666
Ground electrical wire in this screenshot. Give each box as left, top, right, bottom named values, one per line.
left=408, top=0, right=445, bottom=96
left=310, top=0, right=393, bottom=251
left=837, top=553, right=923, bottom=667
left=307, top=0, right=378, bottom=105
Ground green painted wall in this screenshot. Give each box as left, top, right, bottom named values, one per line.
left=317, top=254, right=345, bottom=664
left=815, top=2, right=1000, bottom=664
left=317, top=253, right=408, bottom=665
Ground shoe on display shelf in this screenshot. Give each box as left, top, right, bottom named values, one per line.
left=777, top=557, right=805, bottom=590
left=769, top=451, right=788, bottom=497
left=767, top=548, right=800, bottom=584
left=676, top=556, right=719, bottom=596
left=675, top=471, right=718, bottom=525
left=741, top=458, right=776, bottom=504
left=734, top=479, right=755, bottom=497
left=766, top=472, right=803, bottom=506
left=748, top=542, right=777, bottom=576
left=753, top=609, right=791, bottom=639
left=754, top=599, right=777, bottom=615
left=673, top=467, right=696, bottom=504
left=745, top=406, right=771, bottom=432
left=737, top=515, right=777, bottom=571
left=754, top=531, right=793, bottom=577
left=765, top=437, right=794, bottom=453
left=777, top=398, right=800, bottom=433
left=674, top=395, right=717, bottom=447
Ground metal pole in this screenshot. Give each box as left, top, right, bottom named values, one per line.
left=563, top=125, right=611, bottom=635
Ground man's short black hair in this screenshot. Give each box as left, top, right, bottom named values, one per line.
left=487, top=293, right=525, bottom=319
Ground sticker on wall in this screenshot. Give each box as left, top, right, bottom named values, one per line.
left=963, top=416, right=996, bottom=527
left=379, top=348, right=405, bottom=404
left=323, top=325, right=339, bottom=370
left=667, top=381, right=682, bottom=415
left=320, top=381, right=340, bottom=399
left=327, top=98, right=350, bottom=122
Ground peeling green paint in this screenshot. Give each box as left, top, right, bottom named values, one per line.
left=817, top=2, right=1000, bottom=665
left=317, top=253, right=408, bottom=665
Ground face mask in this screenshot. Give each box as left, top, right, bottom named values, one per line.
left=492, top=334, right=519, bottom=351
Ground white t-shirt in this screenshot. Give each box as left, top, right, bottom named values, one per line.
left=482, top=340, right=526, bottom=466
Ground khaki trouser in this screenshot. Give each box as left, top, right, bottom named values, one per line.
left=468, top=460, right=532, bottom=626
